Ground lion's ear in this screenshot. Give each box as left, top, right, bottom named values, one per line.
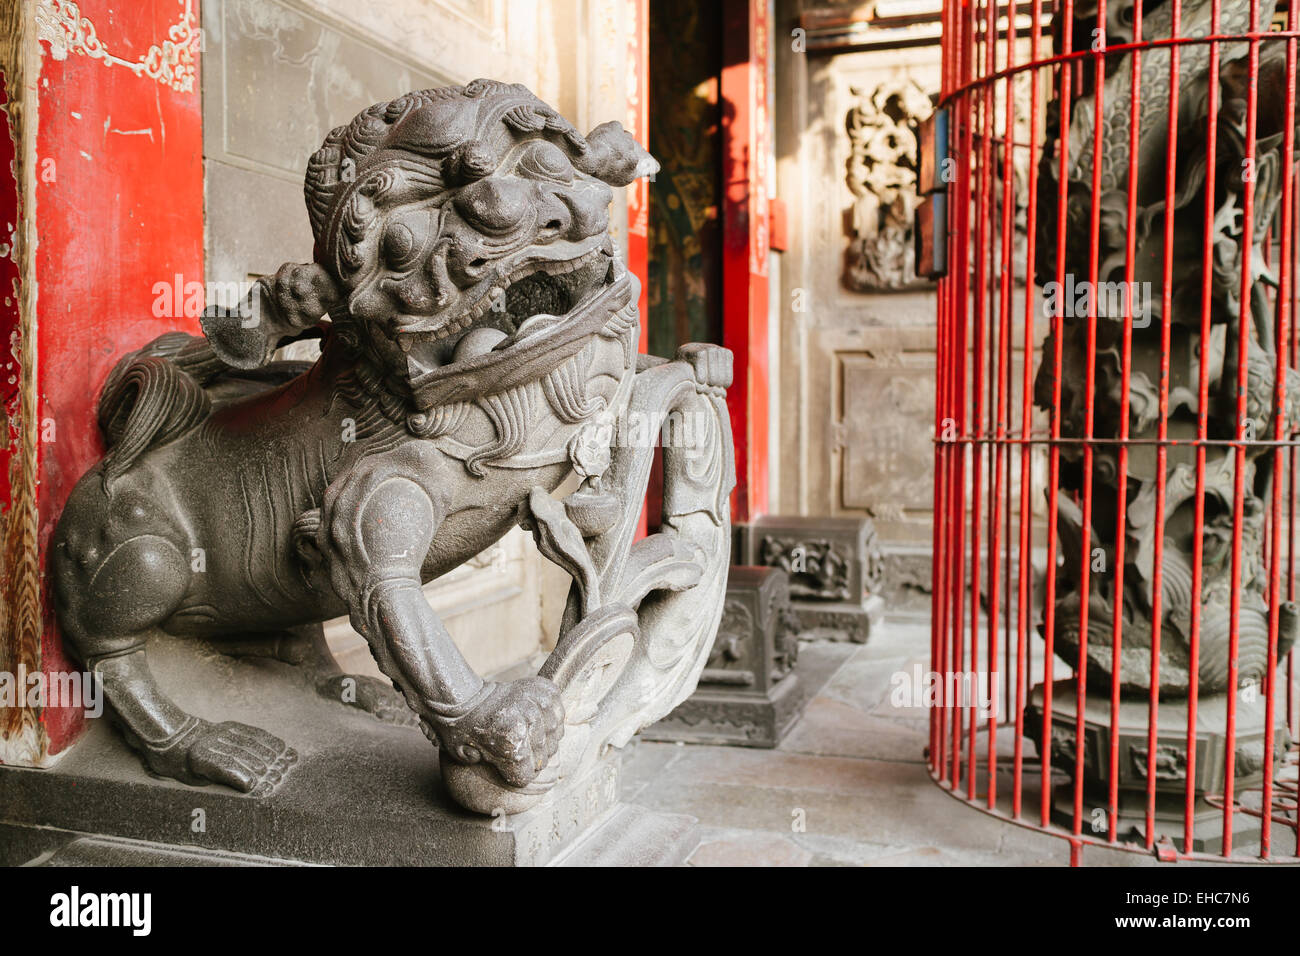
left=575, top=121, right=659, bottom=187
left=201, top=262, right=343, bottom=370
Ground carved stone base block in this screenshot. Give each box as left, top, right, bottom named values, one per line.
left=735, top=516, right=885, bottom=643
left=0, top=635, right=698, bottom=867
left=1025, top=680, right=1291, bottom=852
left=643, top=678, right=802, bottom=748
left=876, top=543, right=933, bottom=619
left=646, top=567, right=804, bottom=747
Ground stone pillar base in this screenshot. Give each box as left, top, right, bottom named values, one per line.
left=1025, top=679, right=1291, bottom=851
left=734, top=516, right=886, bottom=643
left=0, top=741, right=648, bottom=866
left=0, top=635, right=698, bottom=867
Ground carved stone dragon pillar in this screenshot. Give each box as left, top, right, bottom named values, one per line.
left=1030, top=0, right=1299, bottom=836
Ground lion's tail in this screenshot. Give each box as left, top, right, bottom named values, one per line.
left=97, top=335, right=213, bottom=493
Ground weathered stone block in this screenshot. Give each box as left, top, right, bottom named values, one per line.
left=645, top=567, right=803, bottom=747
left=735, top=516, right=885, bottom=642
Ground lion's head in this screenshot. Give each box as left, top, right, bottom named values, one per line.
left=301, top=80, right=655, bottom=383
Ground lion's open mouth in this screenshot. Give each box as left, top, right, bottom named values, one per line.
left=498, top=245, right=613, bottom=330
left=394, top=239, right=618, bottom=353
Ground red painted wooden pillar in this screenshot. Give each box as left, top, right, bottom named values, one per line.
left=626, top=0, right=658, bottom=537
left=626, top=0, right=650, bottom=353
left=0, top=1, right=203, bottom=763
left=721, top=0, right=771, bottom=523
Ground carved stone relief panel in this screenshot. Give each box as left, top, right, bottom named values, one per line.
left=776, top=30, right=1042, bottom=543
left=831, top=54, right=941, bottom=307
left=844, top=79, right=932, bottom=291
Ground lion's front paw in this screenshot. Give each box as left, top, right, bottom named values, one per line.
left=438, top=677, right=565, bottom=788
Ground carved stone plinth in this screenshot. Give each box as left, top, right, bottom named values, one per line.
left=644, top=567, right=804, bottom=747
left=1025, top=680, right=1291, bottom=852
left=0, top=635, right=698, bottom=866
left=735, top=516, right=885, bottom=643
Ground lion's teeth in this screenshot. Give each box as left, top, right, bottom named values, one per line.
left=401, top=246, right=606, bottom=347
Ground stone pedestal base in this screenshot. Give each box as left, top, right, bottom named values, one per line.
left=552, top=803, right=701, bottom=866
left=644, top=674, right=803, bottom=748
left=734, top=516, right=886, bottom=643
left=1025, top=679, right=1291, bottom=851
left=0, top=635, right=698, bottom=867
left=786, top=596, right=885, bottom=643
left=1040, top=787, right=1246, bottom=853
left=1, top=798, right=701, bottom=867
left=643, top=566, right=808, bottom=747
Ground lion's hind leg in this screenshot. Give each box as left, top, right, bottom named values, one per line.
left=52, top=477, right=297, bottom=795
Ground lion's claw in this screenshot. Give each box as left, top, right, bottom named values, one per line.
left=436, top=677, right=565, bottom=788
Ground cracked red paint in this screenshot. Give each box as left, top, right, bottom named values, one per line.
left=31, top=0, right=204, bottom=753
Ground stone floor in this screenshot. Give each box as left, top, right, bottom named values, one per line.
left=623, top=617, right=1255, bottom=867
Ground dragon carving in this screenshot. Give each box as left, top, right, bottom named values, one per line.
left=1035, top=0, right=1300, bottom=696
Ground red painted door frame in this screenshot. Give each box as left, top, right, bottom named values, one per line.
left=626, top=0, right=657, bottom=537
left=721, top=0, right=771, bottom=523
left=0, top=1, right=203, bottom=760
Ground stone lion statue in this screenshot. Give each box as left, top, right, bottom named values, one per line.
left=51, top=80, right=734, bottom=814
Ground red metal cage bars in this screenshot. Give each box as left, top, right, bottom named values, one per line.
left=932, top=0, right=1300, bottom=863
